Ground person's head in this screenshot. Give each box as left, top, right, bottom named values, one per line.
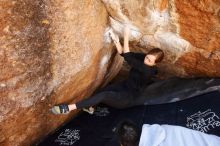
left=116, top=120, right=141, bottom=146
left=144, top=48, right=164, bottom=66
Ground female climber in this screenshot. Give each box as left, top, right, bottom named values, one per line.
left=51, top=26, right=164, bottom=114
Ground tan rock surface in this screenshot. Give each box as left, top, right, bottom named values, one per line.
left=0, top=0, right=122, bottom=145
left=102, top=0, right=220, bottom=77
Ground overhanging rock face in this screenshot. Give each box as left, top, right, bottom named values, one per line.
left=102, top=0, right=220, bottom=77
left=0, top=0, right=220, bottom=145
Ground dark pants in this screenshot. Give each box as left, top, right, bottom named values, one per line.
left=76, top=81, right=139, bottom=109
left=76, top=77, right=220, bottom=109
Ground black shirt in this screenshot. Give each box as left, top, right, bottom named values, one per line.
left=121, top=52, right=157, bottom=91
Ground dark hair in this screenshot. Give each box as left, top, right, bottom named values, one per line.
left=116, top=120, right=141, bottom=146
left=147, top=48, right=164, bottom=63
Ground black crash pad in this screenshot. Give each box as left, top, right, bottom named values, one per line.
left=38, top=91, right=220, bottom=146
left=138, top=77, right=220, bottom=105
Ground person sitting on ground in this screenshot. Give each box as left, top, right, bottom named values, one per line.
left=51, top=26, right=164, bottom=115
left=116, top=120, right=220, bottom=146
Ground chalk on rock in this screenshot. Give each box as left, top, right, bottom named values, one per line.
left=104, top=27, right=112, bottom=43
left=109, top=17, right=142, bottom=40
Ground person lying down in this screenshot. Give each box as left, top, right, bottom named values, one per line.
left=116, top=120, right=220, bottom=146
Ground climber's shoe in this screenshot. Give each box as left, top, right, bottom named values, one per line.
left=82, top=107, right=94, bottom=115
left=50, top=104, right=69, bottom=115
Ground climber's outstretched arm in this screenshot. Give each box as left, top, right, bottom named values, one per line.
left=114, top=40, right=123, bottom=54
left=123, top=26, right=130, bottom=53
left=109, top=25, right=130, bottom=54
left=109, top=30, right=123, bottom=54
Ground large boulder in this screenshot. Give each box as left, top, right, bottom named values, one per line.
left=0, top=0, right=122, bottom=145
